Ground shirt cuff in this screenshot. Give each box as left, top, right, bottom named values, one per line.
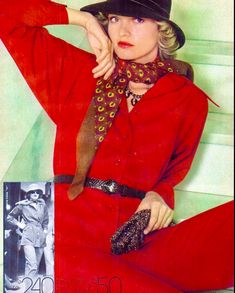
left=47, top=1, right=69, bottom=25
left=34, top=0, right=69, bottom=27
left=152, top=182, right=175, bottom=209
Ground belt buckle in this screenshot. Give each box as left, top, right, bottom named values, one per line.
left=103, top=179, right=118, bottom=195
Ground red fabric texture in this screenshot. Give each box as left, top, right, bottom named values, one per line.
left=1, top=1, right=234, bottom=291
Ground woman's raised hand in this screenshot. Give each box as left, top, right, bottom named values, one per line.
left=135, top=191, right=174, bottom=235
left=85, top=15, right=115, bottom=80
left=67, top=8, right=115, bottom=80
left=17, top=221, right=26, bottom=230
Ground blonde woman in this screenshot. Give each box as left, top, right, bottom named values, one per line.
left=1, top=0, right=233, bottom=291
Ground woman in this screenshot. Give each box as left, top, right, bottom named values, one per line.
left=1, top=0, right=233, bottom=292
left=7, top=184, right=49, bottom=279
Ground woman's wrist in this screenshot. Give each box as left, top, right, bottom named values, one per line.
left=145, top=191, right=165, bottom=202
left=66, top=7, right=94, bottom=28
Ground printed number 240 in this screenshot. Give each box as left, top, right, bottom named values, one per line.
left=22, top=277, right=54, bottom=293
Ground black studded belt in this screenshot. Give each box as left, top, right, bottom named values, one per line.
left=54, top=175, right=146, bottom=199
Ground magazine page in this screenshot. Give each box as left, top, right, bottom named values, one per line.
left=0, top=0, right=233, bottom=292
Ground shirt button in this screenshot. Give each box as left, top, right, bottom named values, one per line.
left=122, top=134, right=129, bottom=139
left=115, top=159, right=121, bottom=165
left=109, top=205, right=115, bottom=212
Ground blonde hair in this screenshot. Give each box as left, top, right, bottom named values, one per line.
left=96, top=14, right=180, bottom=60
left=156, top=20, right=180, bottom=60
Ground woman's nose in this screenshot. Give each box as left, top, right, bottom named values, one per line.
left=119, top=21, right=131, bottom=37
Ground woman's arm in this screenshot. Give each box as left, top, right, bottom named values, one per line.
left=0, top=0, right=112, bottom=123
left=42, top=204, right=49, bottom=232
left=6, top=205, right=25, bottom=229
left=137, top=86, right=209, bottom=234
left=0, top=0, right=81, bottom=123
left=66, top=7, right=115, bottom=80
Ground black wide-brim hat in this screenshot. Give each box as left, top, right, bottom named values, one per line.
left=81, top=0, right=185, bottom=49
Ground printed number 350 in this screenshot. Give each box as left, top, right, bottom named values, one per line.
left=95, top=276, right=122, bottom=293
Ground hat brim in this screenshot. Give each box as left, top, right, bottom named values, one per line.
left=81, top=1, right=185, bottom=49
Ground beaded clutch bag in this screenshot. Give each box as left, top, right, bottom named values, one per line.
left=111, top=209, right=151, bottom=255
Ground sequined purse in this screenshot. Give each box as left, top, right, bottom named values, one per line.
left=111, top=209, right=151, bottom=255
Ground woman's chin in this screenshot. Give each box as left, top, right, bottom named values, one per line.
left=114, top=50, right=135, bottom=61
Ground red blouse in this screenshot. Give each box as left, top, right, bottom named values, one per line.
left=0, top=0, right=208, bottom=208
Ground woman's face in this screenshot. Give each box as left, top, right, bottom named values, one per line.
left=29, top=191, right=40, bottom=201
left=108, top=14, right=159, bottom=64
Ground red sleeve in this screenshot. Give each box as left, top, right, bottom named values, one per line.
left=0, top=0, right=95, bottom=123
left=152, top=86, right=209, bottom=209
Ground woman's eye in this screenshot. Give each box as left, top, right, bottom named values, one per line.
left=108, top=16, right=119, bottom=23
left=134, top=17, right=144, bottom=23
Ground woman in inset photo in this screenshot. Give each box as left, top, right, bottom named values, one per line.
left=1, top=0, right=233, bottom=292
left=7, top=184, right=49, bottom=279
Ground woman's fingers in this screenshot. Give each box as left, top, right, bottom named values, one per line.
left=87, top=33, right=109, bottom=61
left=144, top=204, right=160, bottom=234
left=158, top=208, right=174, bottom=229
left=144, top=206, right=173, bottom=234
left=86, top=20, right=110, bottom=60
left=93, top=60, right=114, bottom=79
left=90, top=36, right=113, bottom=78
left=96, top=41, right=112, bottom=62
left=163, top=216, right=174, bottom=228
left=93, top=53, right=112, bottom=74
left=136, top=191, right=174, bottom=235
left=152, top=205, right=168, bottom=230
left=93, top=49, right=115, bottom=78
left=103, top=62, right=116, bottom=80
left=95, top=42, right=113, bottom=67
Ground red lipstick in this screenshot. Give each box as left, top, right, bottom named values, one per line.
left=118, top=41, right=134, bottom=48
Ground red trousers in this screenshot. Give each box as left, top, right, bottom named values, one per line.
left=55, top=184, right=234, bottom=292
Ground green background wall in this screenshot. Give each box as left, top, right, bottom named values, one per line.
left=0, top=1, right=233, bottom=291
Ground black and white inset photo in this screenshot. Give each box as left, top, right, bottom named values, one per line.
left=3, top=182, right=54, bottom=293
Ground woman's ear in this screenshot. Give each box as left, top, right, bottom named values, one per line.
left=155, top=20, right=160, bottom=30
